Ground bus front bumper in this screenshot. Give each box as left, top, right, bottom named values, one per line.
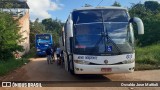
left=37, top=51, right=46, bottom=56
left=74, top=63, right=135, bottom=74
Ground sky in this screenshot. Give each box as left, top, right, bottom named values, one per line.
left=27, top=0, right=160, bottom=22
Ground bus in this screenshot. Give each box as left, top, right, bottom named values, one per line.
left=60, top=7, right=144, bottom=74
left=35, top=34, right=53, bottom=56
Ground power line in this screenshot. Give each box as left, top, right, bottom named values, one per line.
left=97, top=0, right=104, bottom=6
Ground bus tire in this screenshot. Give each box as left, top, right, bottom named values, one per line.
left=69, top=56, right=75, bottom=75
left=67, top=56, right=70, bottom=72
left=69, top=62, right=75, bottom=75
left=64, top=52, right=69, bottom=71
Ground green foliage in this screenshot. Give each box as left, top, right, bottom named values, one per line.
left=135, top=44, right=160, bottom=70
left=0, top=48, right=35, bottom=76
left=0, top=58, right=29, bottom=76
left=30, top=18, right=45, bottom=48
left=42, top=18, right=63, bottom=34
left=30, top=18, right=45, bottom=33
left=136, top=44, right=160, bottom=65
left=0, top=47, right=35, bottom=76
left=22, top=47, right=36, bottom=58
left=0, top=12, right=24, bottom=61
left=84, top=4, right=93, bottom=7
left=144, top=1, right=160, bottom=13
left=51, top=31, right=60, bottom=46
left=30, top=18, right=63, bottom=48
left=129, top=1, right=160, bottom=46
left=42, top=18, right=63, bottom=45
left=112, top=1, right=121, bottom=7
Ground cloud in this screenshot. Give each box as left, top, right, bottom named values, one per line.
left=27, top=0, right=64, bottom=21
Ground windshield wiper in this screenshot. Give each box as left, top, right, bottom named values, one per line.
left=105, top=35, right=122, bottom=55
left=101, top=10, right=122, bottom=55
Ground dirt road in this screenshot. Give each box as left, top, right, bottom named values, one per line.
left=0, top=57, right=160, bottom=90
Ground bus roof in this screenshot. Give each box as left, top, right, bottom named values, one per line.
left=73, top=6, right=127, bottom=11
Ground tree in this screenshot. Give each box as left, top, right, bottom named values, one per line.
left=84, top=4, right=92, bottom=7
left=0, top=12, right=24, bottom=61
left=30, top=18, right=63, bottom=47
left=129, top=1, right=160, bottom=46
left=30, top=18, right=45, bottom=48
left=42, top=18, right=63, bottom=45
left=112, top=1, right=121, bottom=7
left=144, top=1, right=160, bottom=13
left=42, top=18, right=63, bottom=34
left=42, top=18, right=54, bottom=32
left=129, top=3, right=153, bottom=20
left=31, top=18, right=45, bottom=33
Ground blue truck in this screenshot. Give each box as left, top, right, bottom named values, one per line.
left=35, top=34, right=53, bottom=56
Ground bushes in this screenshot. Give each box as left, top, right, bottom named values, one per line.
left=129, top=1, right=160, bottom=46
left=136, top=44, right=160, bottom=64
left=0, top=58, right=28, bottom=76
left=0, top=12, right=24, bottom=61
left=135, top=44, right=160, bottom=70
left=0, top=47, right=35, bottom=76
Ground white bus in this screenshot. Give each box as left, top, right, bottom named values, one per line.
left=60, top=7, right=144, bottom=74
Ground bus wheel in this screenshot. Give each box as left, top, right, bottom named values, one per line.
left=69, top=57, right=75, bottom=75
left=64, top=54, right=69, bottom=71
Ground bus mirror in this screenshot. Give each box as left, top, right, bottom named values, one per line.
left=129, top=17, right=144, bottom=35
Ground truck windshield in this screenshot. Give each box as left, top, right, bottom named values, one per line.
left=73, top=9, right=134, bottom=55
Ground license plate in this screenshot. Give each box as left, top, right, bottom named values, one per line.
left=101, top=68, right=112, bottom=72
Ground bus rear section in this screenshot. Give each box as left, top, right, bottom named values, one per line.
left=61, top=7, right=144, bottom=74
left=35, top=34, right=53, bottom=56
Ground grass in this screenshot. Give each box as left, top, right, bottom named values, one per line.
left=0, top=58, right=29, bottom=76
left=0, top=47, right=36, bottom=76
left=135, top=44, right=160, bottom=70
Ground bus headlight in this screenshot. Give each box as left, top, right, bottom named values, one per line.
left=74, top=60, right=90, bottom=65
left=37, top=49, right=41, bottom=51
left=122, top=59, right=135, bottom=64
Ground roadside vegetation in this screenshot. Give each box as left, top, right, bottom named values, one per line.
left=0, top=12, right=24, bottom=61
left=0, top=2, right=63, bottom=76
left=113, top=1, right=160, bottom=70
left=128, top=1, right=160, bottom=70
left=0, top=0, right=160, bottom=76
left=30, top=18, right=63, bottom=48
left=0, top=11, right=26, bottom=76
left=0, top=58, right=28, bottom=76
left=0, top=47, right=35, bottom=76
left=135, top=44, right=160, bottom=70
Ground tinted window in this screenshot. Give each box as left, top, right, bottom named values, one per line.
left=36, top=35, right=50, bottom=40
left=36, top=35, right=51, bottom=44
left=73, top=9, right=133, bottom=55
left=75, top=23, right=103, bottom=35
left=106, top=22, right=128, bottom=44
left=103, top=10, right=128, bottom=22
left=73, top=10, right=102, bottom=24
left=72, top=9, right=129, bottom=24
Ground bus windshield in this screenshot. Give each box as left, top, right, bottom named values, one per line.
left=73, top=9, right=134, bottom=55
left=36, top=35, right=51, bottom=47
